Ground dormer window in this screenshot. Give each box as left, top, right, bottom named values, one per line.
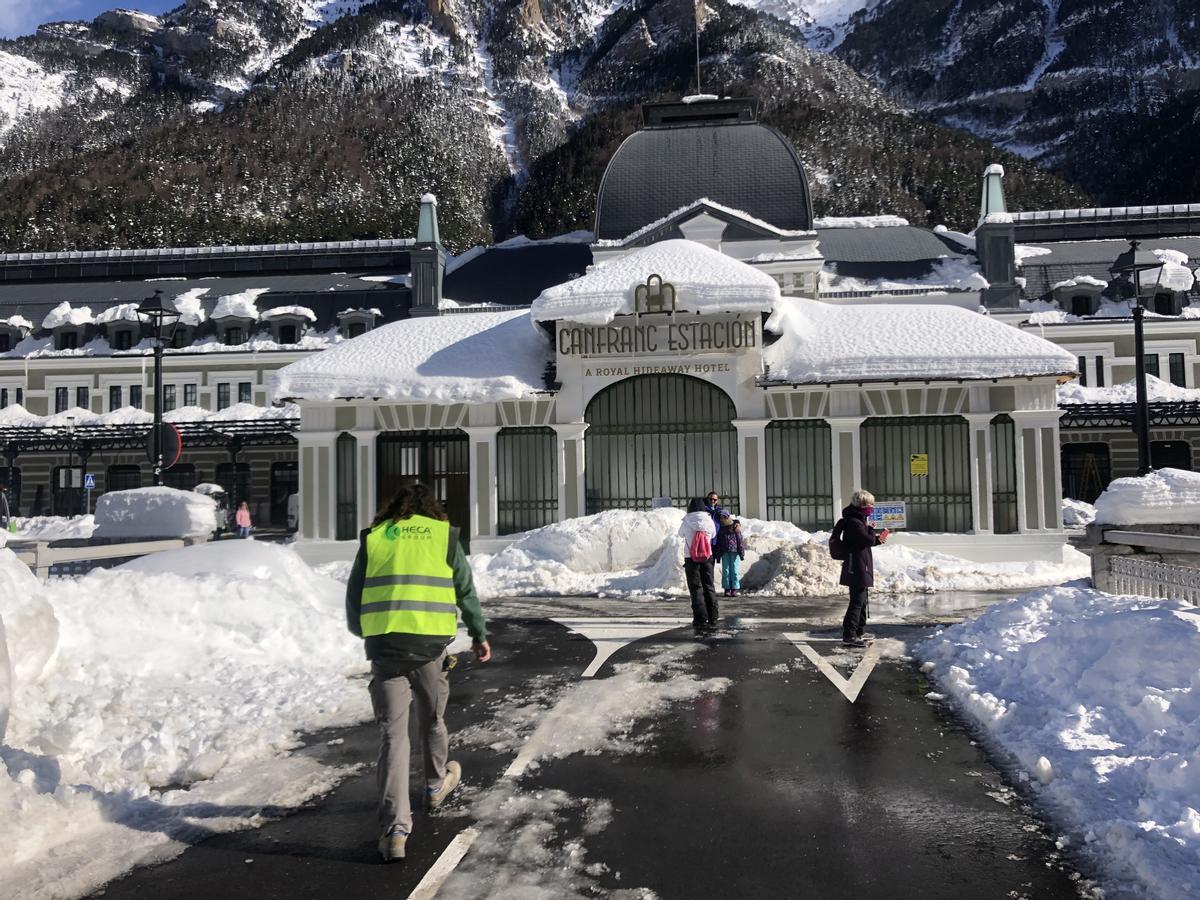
left=171, top=327, right=191, bottom=349
left=1069, top=295, right=1092, bottom=316
left=1153, top=293, right=1182, bottom=316
left=58, top=331, right=79, bottom=350
left=224, top=326, right=244, bottom=346
left=260, top=306, right=315, bottom=345
left=279, top=324, right=298, bottom=344
left=337, top=307, right=379, bottom=339
left=0, top=334, right=8, bottom=352
left=113, top=330, right=133, bottom=351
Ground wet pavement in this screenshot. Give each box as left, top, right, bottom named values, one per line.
left=93, top=608, right=1090, bottom=900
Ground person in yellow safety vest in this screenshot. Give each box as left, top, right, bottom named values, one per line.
left=345, top=480, right=490, bottom=863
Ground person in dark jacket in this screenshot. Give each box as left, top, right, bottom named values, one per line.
left=345, top=480, right=490, bottom=862
left=833, top=489, right=889, bottom=647
left=715, top=516, right=746, bottom=597
left=704, top=490, right=728, bottom=551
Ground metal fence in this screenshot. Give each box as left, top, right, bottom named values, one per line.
left=765, top=420, right=833, bottom=529
left=861, top=416, right=973, bottom=533
left=497, top=427, right=557, bottom=534
left=1109, top=555, right=1200, bottom=605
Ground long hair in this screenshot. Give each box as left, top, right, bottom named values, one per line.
left=687, top=497, right=707, bottom=513
left=372, top=480, right=448, bottom=527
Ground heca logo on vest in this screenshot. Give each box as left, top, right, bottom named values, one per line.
left=384, top=524, right=434, bottom=540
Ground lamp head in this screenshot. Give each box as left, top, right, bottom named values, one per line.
left=136, top=289, right=181, bottom=339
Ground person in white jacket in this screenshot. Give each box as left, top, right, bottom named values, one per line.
left=679, top=497, right=719, bottom=630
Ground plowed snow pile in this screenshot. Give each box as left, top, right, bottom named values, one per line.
left=470, top=509, right=1089, bottom=598
left=917, top=584, right=1200, bottom=900
left=0, top=541, right=369, bottom=900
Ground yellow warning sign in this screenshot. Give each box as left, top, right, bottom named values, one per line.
left=910, top=453, right=929, bottom=477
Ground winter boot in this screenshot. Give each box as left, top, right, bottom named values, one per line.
left=379, top=827, right=408, bottom=862
left=427, top=760, right=462, bottom=810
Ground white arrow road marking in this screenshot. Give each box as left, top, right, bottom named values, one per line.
left=784, top=631, right=883, bottom=703
left=552, top=617, right=694, bottom=678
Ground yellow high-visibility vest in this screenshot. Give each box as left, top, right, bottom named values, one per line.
left=360, top=515, right=458, bottom=638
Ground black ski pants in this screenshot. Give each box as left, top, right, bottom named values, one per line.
left=685, top=557, right=719, bottom=626
left=842, top=587, right=869, bottom=641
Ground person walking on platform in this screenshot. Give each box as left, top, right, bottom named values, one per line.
left=680, top=497, right=719, bottom=631
left=345, top=480, right=491, bottom=863
left=716, top=516, right=746, bottom=597
left=831, top=490, right=889, bottom=648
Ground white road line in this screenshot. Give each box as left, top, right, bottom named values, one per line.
left=784, top=631, right=883, bottom=703
left=406, top=827, right=480, bottom=900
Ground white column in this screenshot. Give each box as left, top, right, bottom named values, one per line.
left=552, top=422, right=588, bottom=521
left=462, top=426, right=500, bottom=542
left=965, top=414, right=994, bottom=534
left=353, top=429, right=378, bottom=531
left=732, top=418, right=769, bottom=519
left=826, top=416, right=865, bottom=514
left=1011, top=411, right=1061, bottom=532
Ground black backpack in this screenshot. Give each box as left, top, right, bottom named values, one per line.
left=828, top=519, right=847, bottom=561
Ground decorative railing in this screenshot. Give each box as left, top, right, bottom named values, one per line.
left=1109, top=555, right=1200, bottom=605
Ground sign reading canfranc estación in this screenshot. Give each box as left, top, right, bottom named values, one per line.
left=557, top=314, right=759, bottom=358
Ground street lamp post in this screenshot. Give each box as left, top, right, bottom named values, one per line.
left=1109, top=240, right=1165, bottom=476
left=136, top=290, right=181, bottom=486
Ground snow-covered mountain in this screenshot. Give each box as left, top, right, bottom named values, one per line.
left=0, top=0, right=1090, bottom=251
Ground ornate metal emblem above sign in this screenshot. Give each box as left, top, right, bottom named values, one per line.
left=635, top=274, right=676, bottom=314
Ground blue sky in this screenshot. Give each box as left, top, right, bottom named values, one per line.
left=0, top=1, right=176, bottom=40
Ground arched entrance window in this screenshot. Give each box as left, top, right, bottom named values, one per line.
left=1060, top=443, right=1111, bottom=504
left=584, top=375, right=738, bottom=513
left=376, top=430, right=469, bottom=542
left=990, top=414, right=1018, bottom=534
left=1151, top=440, right=1193, bottom=471
left=336, top=432, right=358, bottom=540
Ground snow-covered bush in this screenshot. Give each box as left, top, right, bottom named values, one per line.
left=92, top=486, right=217, bottom=539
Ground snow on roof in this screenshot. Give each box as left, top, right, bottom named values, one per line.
left=172, top=288, right=209, bottom=326
left=762, top=297, right=1077, bottom=384
left=445, top=231, right=593, bottom=276
left=0, top=314, right=32, bottom=330
left=531, top=240, right=780, bottom=325
left=982, top=212, right=1014, bottom=224
left=338, top=307, right=382, bottom=317
left=273, top=309, right=551, bottom=403
left=94, top=303, right=143, bottom=325
left=820, top=258, right=987, bottom=293
left=594, top=199, right=814, bottom=247
left=1050, top=275, right=1108, bottom=291
left=1152, top=249, right=1196, bottom=292
left=42, top=301, right=94, bottom=329
left=260, top=305, right=317, bottom=322
left=0, top=403, right=297, bottom=429
left=814, top=215, right=909, bottom=229
left=212, top=288, right=268, bottom=320
left=984, top=163, right=1005, bottom=177
left=358, top=274, right=410, bottom=286
left=1058, top=375, right=1200, bottom=405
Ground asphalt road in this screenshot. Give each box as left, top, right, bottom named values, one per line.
left=93, top=616, right=1088, bottom=900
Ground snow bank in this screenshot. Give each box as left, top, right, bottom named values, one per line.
left=531, top=239, right=780, bottom=325
left=272, top=309, right=551, bottom=403
left=92, top=487, right=218, bottom=539
left=7, top=516, right=96, bottom=542
left=1062, top=498, right=1096, bottom=528
left=0, top=542, right=369, bottom=898
left=0, top=548, right=58, bottom=745
left=1093, top=468, right=1200, bottom=526
left=470, top=509, right=1089, bottom=598
left=917, top=584, right=1200, bottom=899
left=1059, top=375, right=1200, bottom=405
left=763, top=296, right=1077, bottom=384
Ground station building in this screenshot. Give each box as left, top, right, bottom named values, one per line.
left=2, top=96, right=1198, bottom=542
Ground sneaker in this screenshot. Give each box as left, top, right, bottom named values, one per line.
left=856, top=632, right=874, bottom=641
left=842, top=637, right=868, bottom=648
left=379, top=827, right=407, bottom=862
left=427, top=760, right=462, bottom=810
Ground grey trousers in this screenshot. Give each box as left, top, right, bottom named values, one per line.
left=368, top=653, right=450, bottom=835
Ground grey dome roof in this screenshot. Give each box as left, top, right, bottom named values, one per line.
left=595, top=109, right=814, bottom=242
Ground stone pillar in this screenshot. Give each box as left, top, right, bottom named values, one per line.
left=353, top=429, right=378, bottom=531
left=552, top=422, right=588, bottom=521
left=826, top=417, right=865, bottom=514
left=965, top=414, right=995, bottom=534
left=732, top=418, right=769, bottom=519
left=462, top=426, right=500, bottom=542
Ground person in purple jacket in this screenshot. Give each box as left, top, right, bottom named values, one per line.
left=716, top=515, right=746, bottom=597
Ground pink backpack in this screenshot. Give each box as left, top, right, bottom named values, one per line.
left=688, top=529, right=713, bottom=561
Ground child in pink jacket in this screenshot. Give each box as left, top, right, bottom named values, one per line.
left=235, top=501, right=252, bottom=539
